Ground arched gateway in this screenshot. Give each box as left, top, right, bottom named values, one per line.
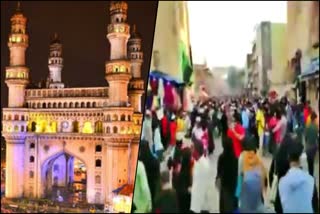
left=41, top=152, right=87, bottom=203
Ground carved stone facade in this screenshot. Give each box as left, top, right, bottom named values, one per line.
left=2, top=1, right=144, bottom=204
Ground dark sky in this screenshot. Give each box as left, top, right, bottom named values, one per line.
left=1, top=1, right=158, bottom=108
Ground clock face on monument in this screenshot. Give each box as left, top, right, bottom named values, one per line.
left=62, top=121, right=69, bottom=129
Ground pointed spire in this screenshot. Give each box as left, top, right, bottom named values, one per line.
left=132, top=24, right=136, bottom=33
left=54, top=32, right=58, bottom=40
left=130, top=24, right=141, bottom=39
left=51, top=32, right=61, bottom=44
left=15, top=1, right=23, bottom=14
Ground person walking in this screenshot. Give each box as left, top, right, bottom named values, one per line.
left=237, top=137, right=267, bottom=213
left=216, top=136, right=238, bottom=213
left=190, top=142, right=216, bottom=213
left=153, top=170, right=179, bottom=213
left=255, top=103, right=265, bottom=155
left=304, top=112, right=319, bottom=176
left=279, top=142, right=315, bottom=213
left=176, top=148, right=193, bottom=213
left=133, top=161, right=152, bottom=213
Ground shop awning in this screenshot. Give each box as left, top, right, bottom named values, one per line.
left=149, top=70, right=185, bottom=86
left=300, top=57, right=319, bottom=80
left=112, top=184, right=134, bottom=196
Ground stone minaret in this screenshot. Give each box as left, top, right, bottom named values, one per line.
left=5, top=2, right=29, bottom=108
left=3, top=2, right=28, bottom=199
left=48, top=33, right=64, bottom=88
left=128, top=25, right=144, bottom=112
left=105, top=1, right=131, bottom=106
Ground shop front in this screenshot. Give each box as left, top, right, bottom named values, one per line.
left=299, top=57, right=319, bottom=110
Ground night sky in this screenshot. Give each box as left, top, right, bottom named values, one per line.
left=1, top=1, right=158, bottom=108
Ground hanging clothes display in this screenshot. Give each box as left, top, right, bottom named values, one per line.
left=150, top=77, right=159, bottom=95
left=164, top=81, right=174, bottom=109
left=145, top=90, right=153, bottom=110
left=169, top=114, right=177, bottom=146
left=158, top=78, right=165, bottom=107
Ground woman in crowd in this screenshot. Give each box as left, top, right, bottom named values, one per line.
left=133, top=160, right=152, bottom=213
left=216, top=136, right=238, bottom=213
left=176, top=148, right=193, bottom=213
left=153, top=170, right=179, bottom=213
left=237, top=136, right=268, bottom=213
left=138, top=140, right=161, bottom=208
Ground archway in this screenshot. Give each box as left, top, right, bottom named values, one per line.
left=42, top=152, right=87, bottom=204
left=95, top=121, right=103, bottom=133
left=72, top=121, right=79, bottom=133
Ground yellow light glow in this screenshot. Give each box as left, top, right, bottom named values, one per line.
left=120, top=65, right=126, bottom=72
left=127, top=128, right=132, bottom=134
left=82, top=122, right=93, bottom=134
left=7, top=126, right=12, bottom=132
left=16, top=37, right=21, bottom=42
left=113, top=196, right=132, bottom=213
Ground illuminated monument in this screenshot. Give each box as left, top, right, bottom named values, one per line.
left=2, top=1, right=144, bottom=204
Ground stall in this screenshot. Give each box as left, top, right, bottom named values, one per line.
left=147, top=70, right=193, bottom=113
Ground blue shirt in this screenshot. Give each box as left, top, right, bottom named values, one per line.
left=241, top=110, right=249, bottom=129
left=279, top=167, right=314, bottom=213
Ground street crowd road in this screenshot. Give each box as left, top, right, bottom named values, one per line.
left=164, top=135, right=319, bottom=213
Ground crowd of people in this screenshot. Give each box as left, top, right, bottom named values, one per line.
left=133, top=93, right=319, bottom=213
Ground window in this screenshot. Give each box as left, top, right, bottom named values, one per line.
left=30, top=143, right=35, bottom=149
left=14, top=115, right=19, bottom=120
left=95, top=159, right=101, bottom=167
left=106, top=127, right=110, bottom=133
left=95, top=145, right=102, bottom=152
left=29, top=156, right=35, bottom=163
left=21, top=126, right=24, bottom=132
left=128, top=115, right=131, bottom=121
left=95, top=175, right=101, bottom=184
left=106, top=115, right=111, bottom=121
left=14, top=125, right=19, bottom=132
left=113, top=126, right=118, bottom=134
left=120, top=114, right=126, bottom=121
left=29, top=171, right=34, bottom=179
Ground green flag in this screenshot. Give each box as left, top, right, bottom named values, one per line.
left=179, top=41, right=193, bottom=84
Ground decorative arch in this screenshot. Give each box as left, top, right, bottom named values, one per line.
left=113, top=126, right=118, bottom=134
left=48, top=103, right=52, bottom=108
left=95, top=121, right=103, bottom=133
left=120, top=114, right=126, bottom=121
left=112, top=114, right=118, bottom=121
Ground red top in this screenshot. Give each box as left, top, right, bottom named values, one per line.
left=303, top=107, right=310, bottom=123
left=169, top=120, right=177, bottom=146
left=161, top=116, right=168, bottom=136
left=269, top=117, right=280, bottom=144
left=227, top=123, right=245, bottom=158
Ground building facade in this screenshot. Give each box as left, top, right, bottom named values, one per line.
left=247, top=22, right=288, bottom=97
left=287, top=1, right=319, bottom=109
left=2, top=1, right=144, bottom=204
left=150, top=1, right=192, bottom=82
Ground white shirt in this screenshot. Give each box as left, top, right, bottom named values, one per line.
left=191, top=156, right=216, bottom=213
left=192, top=126, right=204, bottom=141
